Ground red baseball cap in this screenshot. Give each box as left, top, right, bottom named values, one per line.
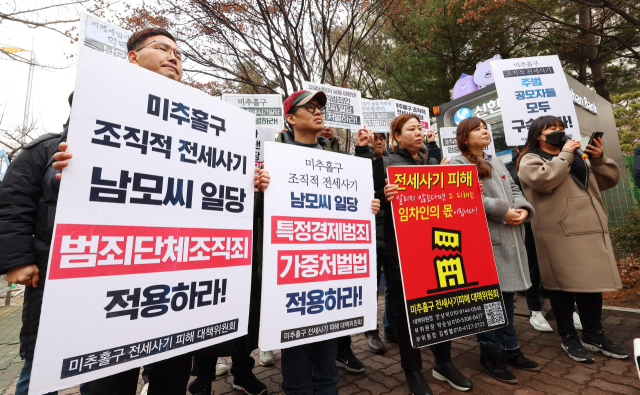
left=283, top=90, right=327, bottom=116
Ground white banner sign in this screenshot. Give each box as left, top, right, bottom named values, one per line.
left=361, top=99, right=395, bottom=132
left=222, top=94, right=284, bottom=132
left=303, top=82, right=363, bottom=129
left=490, top=55, right=579, bottom=146
left=30, top=48, right=255, bottom=394
left=254, top=126, right=274, bottom=167
left=78, top=13, right=131, bottom=60
left=440, top=125, right=496, bottom=161
left=259, top=142, right=377, bottom=350
left=390, top=99, right=430, bottom=130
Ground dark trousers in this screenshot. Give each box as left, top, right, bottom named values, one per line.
left=523, top=226, right=543, bottom=311
left=83, top=352, right=192, bottom=395
left=396, top=292, right=451, bottom=371
left=281, top=339, right=340, bottom=395
left=477, top=292, right=519, bottom=350
left=336, top=335, right=351, bottom=353
left=549, top=290, right=602, bottom=337
left=378, top=247, right=397, bottom=331
left=360, top=247, right=398, bottom=338
left=188, top=350, right=255, bottom=394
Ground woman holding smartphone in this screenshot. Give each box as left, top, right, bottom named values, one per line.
left=450, top=117, right=539, bottom=384
left=517, top=116, right=630, bottom=363
left=383, top=114, right=472, bottom=394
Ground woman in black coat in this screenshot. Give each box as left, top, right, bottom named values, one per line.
left=380, top=114, right=472, bottom=395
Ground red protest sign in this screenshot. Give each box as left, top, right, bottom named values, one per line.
left=388, top=164, right=507, bottom=348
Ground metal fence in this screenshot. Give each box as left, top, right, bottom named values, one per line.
left=601, top=156, right=640, bottom=264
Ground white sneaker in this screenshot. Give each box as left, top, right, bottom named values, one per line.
left=141, top=383, right=149, bottom=395
left=259, top=350, right=274, bottom=366
left=573, top=312, right=583, bottom=331
left=216, top=360, right=230, bottom=376
left=530, top=311, right=553, bottom=332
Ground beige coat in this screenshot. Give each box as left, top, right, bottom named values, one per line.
left=518, top=151, right=622, bottom=292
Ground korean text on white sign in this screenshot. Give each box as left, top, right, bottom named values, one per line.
left=440, top=125, right=496, bottom=161
left=490, top=55, right=579, bottom=146
left=361, top=99, right=395, bottom=132
left=78, top=13, right=131, bottom=60
left=390, top=99, right=431, bottom=130
left=222, top=94, right=284, bottom=132
left=259, top=142, right=377, bottom=350
left=30, top=48, right=255, bottom=394
left=303, top=82, right=363, bottom=129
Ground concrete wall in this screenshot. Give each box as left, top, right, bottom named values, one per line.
left=566, top=74, right=627, bottom=178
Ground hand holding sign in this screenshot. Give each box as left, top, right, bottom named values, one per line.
left=254, top=166, right=271, bottom=193
left=384, top=178, right=398, bottom=202
left=52, top=142, right=72, bottom=180
left=426, top=129, right=436, bottom=143
left=357, top=128, right=373, bottom=147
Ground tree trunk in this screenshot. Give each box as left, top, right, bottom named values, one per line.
left=579, top=6, right=610, bottom=101
left=578, top=60, right=588, bottom=85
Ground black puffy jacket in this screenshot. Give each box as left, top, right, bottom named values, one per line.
left=377, top=146, right=438, bottom=290
left=0, top=132, right=62, bottom=359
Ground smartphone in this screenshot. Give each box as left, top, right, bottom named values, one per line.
left=585, top=131, right=604, bottom=157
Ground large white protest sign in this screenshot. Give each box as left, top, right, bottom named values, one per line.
left=254, top=126, right=274, bottom=167
left=440, top=125, right=496, bottom=161
left=303, top=82, right=363, bottom=129
left=362, top=99, right=395, bottom=132
left=491, top=55, right=579, bottom=146
left=390, top=99, right=430, bottom=130
left=78, top=13, right=131, bottom=60
left=222, top=94, right=284, bottom=132
left=259, top=142, right=377, bottom=350
left=30, top=48, right=255, bottom=394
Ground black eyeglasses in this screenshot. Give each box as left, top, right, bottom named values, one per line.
left=292, top=102, right=326, bottom=114
left=135, top=40, right=182, bottom=62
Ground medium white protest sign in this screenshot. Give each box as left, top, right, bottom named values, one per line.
left=78, top=13, right=131, bottom=60
left=440, top=125, right=496, bottom=161
left=254, top=126, right=274, bottom=167
left=222, top=94, right=284, bottom=132
left=259, top=142, right=377, bottom=350
left=30, top=48, right=255, bottom=394
left=490, top=55, right=579, bottom=146
left=390, top=99, right=431, bottom=130
left=303, top=82, right=363, bottom=129
left=361, top=99, right=395, bottom=132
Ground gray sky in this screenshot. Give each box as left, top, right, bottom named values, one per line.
left=0, top=1, right=148, bottom=141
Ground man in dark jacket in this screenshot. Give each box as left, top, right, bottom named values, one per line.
left=0, top=131, right=62, bottom=395
left=364, top=133, right=398, bottom=350
left=48, top=27, right=270, bottom=395
left=256, top=90, right=379, bottom=394
left=317, top=126, right=348, bottom=154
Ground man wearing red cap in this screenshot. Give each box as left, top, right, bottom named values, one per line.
left=254, top=89, right=380, bottom=394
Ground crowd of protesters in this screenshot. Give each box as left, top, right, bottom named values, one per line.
left=0, top=26, right=632, bottom=395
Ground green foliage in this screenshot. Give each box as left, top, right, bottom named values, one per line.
left=612, top=90, right=640, bottom=154
left=610, top=207, right=640, bottom=261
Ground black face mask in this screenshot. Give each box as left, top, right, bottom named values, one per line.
left=543, top=130, right=566, bottom=148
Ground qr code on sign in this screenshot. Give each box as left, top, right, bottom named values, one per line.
left=484, top=301, right=505, bottom=327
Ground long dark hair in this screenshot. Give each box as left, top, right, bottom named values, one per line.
left=390, top=114, right=421, bottom=153
left=455, top=117, right=492, bottom=179
left=515, top=116, right=565, bottom=172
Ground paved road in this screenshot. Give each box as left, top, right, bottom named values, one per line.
left=3, top=297, right=639, bottom=394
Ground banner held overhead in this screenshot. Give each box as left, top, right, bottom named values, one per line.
left=303, top=82, right=363, bottom=130
left=490, top=55, right=579, bottom=146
